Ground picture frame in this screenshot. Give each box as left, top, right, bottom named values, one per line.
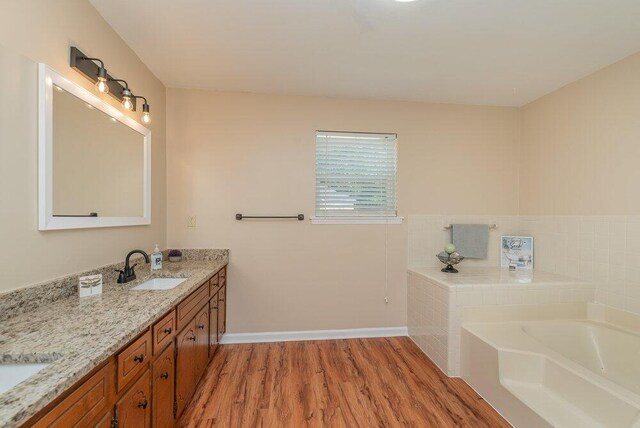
left=501, top=236, right=534, bottom=269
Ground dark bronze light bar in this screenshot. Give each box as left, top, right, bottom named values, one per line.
left=69, top=46, right=137, bottom=110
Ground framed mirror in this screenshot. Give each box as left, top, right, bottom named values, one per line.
left=38, top=64, right=151, bottom=230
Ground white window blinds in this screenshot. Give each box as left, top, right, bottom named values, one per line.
left=315, top=131, right=398, bottom=217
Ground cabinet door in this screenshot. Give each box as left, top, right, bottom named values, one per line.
left=194, top=304, right=210, bottom=382
left=152, top=342, right=175, bottom=428
left=217, top=285, right=227, bottom=341
left=175, top=319, right=197, bottom=417
left=93, top=410, right=113, bottom=428
left=115, top=370, right=151, bottom=428
left=209, top=294, right=219, bottom=359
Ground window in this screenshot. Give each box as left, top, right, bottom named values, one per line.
left=313, top=131, right=401, bottom=224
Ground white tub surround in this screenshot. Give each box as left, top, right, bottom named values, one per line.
left=407, top=266, right=593, bottom=376
left=461, top=307, right=640, bottom=428
left=408, top=214, right=640, bottom=319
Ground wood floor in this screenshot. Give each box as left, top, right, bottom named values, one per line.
left=178, top=337, right=510, bottom=427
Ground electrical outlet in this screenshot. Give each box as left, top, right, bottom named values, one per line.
left=187, top=216, right=197, bottom=227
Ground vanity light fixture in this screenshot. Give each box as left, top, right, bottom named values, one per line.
left=69, top=47, right=152, bottom=125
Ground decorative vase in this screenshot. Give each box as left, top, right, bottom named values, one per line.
left=436, top=252, right=464, bottom=273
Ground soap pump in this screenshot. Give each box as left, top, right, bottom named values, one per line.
left=151, top=244, right=163, bottom=271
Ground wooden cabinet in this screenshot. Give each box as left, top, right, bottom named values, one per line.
left=152, top=342, right=175, bottom=428
left=209, top=273, right=219, bottom=296
left=194, top=305, right=210, bottom=380
left=217, top=285, right=227, bottom=341
left=175, top=318, right=197, bottom=417
left=28, top=264, right=228, bottom=428
left=33, top=360, right=115, bottom=428
left=219, top=266, right=226, bottom=286
left=209, top=293, right=219, bottom=358
left=177, top=283, right=209, bottom=331
left=114, top=370, right=151, bottom=428
left=152, top=309, right=176, bottom=356
left=117, top=330, right=151, bottom=392
left=94, top=410, right=113, bottom=428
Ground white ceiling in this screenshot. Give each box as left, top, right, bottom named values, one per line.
left=90, top=0, right=640, bottom=106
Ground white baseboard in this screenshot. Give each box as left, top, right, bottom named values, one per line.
left=219, top=326, right=408, bottom=344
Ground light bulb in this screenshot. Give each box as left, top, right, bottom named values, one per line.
left=95, top=66, right=109, bottom=94
left=122, top=96, right=133, bottom=111
left=142, top=103, right=151, bottom=124
left=96, top=77, right=109, bottom=94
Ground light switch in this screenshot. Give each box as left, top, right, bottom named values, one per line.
left=187, top=216, right=197, bottom=227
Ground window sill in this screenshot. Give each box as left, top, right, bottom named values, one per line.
left=310, top=216, right=404, bottom=225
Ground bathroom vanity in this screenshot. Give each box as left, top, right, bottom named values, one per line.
left=0, top=250, right=228, bottom=427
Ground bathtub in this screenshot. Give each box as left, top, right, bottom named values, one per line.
left=461, top=319, right=640, bottom=428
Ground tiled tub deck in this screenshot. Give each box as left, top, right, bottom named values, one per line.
left=407, top=266, right=594, bottom=376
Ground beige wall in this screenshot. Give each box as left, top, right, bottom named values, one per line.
left=0, top=0, right=166, bottom=293
left=520, top=51, right=640, bottom=215
left=167, top=89, right=520, bottom=332
left=519, top=51, right=640, bottom=315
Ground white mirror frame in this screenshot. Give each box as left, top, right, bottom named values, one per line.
left=38, top=64, right=151, bottom=230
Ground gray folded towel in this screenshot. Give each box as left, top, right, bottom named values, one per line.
left=452, top=224, right=489, bottom=259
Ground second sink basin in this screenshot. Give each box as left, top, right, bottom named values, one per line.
left=131, top=278, right=187, bottom=291
left=0, top=363, right=50, bottom=395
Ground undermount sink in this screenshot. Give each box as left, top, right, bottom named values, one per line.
left=131, top=277, right=187, bottom=291
left=0, top=363, right=50, bottom=395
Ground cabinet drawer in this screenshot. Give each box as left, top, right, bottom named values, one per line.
left=33, top=360, right=115, bottom=427
left=177, top=282, right=209, bottom=331
left=152, top=309, right=176, bottom=356
left=219, top=266, right=226, bottom=286
left=209, top=273, right=219, bottom=296
left=117, top=330, right=151, bottom=392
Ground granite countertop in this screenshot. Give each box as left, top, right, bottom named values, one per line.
left=0, top=255, right=228, bottom=427
left=407, top=266, right=590, bottom=287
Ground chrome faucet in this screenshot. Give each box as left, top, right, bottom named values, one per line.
left=117, top=249, right=151, bottom=283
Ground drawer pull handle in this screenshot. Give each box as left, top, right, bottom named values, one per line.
left=164, top=327, right=172, bottom=334
left=160, top=372, right=169, bottom=379
left=188, top=336, right=196, bottom=341
left=134, top=354, right=145, bottom=363
left=219, top=298, right=225, bottom=302
left=197, top=324, right=205, bottom=329
left=137, top=399, right=148, bottom=409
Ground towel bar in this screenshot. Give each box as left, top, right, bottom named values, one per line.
left=236, top=214, right=304, bottom=221
left=442, top=223, right=497, bottom=231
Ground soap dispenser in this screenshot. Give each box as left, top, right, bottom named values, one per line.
left=151, top=244, right=163, bottom=271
